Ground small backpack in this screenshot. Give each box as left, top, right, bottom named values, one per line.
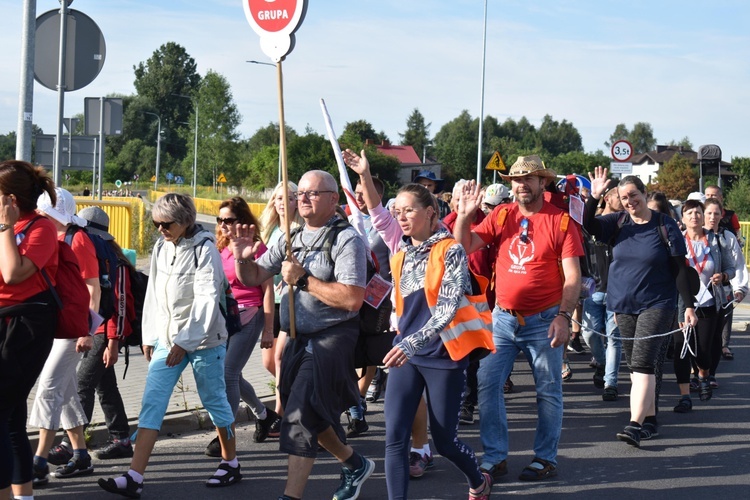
left=290, top=219, right=393, bottom=335
left=20, top=218, right=90, bottom=339
left=64, top=226, right=119, bottom=321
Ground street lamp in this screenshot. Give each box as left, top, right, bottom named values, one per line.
left=143, top=111, right=161, bottom=190
left=246, top=60, right=281, bottom=183
left=172, top=93, right=199, bottom=198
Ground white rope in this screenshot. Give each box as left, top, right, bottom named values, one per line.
left=679, top=324, right=697, bottom=360
left=572, top=318, right=681, bottom=341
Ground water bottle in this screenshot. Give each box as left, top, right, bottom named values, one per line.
left=580, top=276, right=596, bottom=298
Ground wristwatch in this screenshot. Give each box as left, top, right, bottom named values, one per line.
left=0, top=223, right=11, bottom=233
left=296, top=271, right=309, bottom=291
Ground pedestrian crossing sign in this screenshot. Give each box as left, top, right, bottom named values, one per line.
left=485, top=151, right=506, bottom=171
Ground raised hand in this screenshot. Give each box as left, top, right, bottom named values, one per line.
left=342, top=149, right=370, bottom=176
left=456, top=180, right=482, bottom=217
left=588, top=166, right=610, bottom=200
left=225, top=223, right=262, bottom=261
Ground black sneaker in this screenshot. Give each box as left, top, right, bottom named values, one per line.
left=54, top=454, right=94, bottom=478
left=254, top=409, right=281, bottom=443
left=640, top=422, right=659, bottom=440
left=268, top=416, right=281, bottom=438
left=32, top=463, right=49, bottom=487
left=616, top=425, right=641, bottom=447
left=593, top=366, right=605, bottom=389
left=205, top=436, right=222, bottom=457
left=332, top=455, right=375, bottom=500
left=47, top=441, right=73, bottom=466
left=674, top=396, right=693, bottom=413
left=459, top=405, right=474, bottom=425
left=602, top=386, right=618, bottom=401
left=567, top=336, right=586, bottom=354
left=346, top=417, right=369, bottom=438
left=96, top=439, right=134, bottom=460
left=98, top=473, right=144, bottom=499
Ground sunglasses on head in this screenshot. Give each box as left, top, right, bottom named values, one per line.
left=216, top=217, right=238, bottom=225
left=153, top=220, right=176, bottom=230
left=520, top=218, right=529, bottom=243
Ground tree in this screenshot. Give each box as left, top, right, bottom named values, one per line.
left=604, top=123, right=629, bottom=149
left=537, top=114, right=583, bottom=157
left=399, top=108, right=431, bottom=160
left=604, top=122, right=657, bottom=154
left=339, top=119, right=380, bottom=150
left=628, top=122, right=657, bottom=154
left=433, top=110, right=478, bottom=181
left=654, top=154, right=697, bottom=200
left=668, top=136, right=693, bottom=150
left=133, top=42, right=202, bottom=159
left=185, top=70, right=242, bottom=187
left=725, top=177, right=750, bottom=220
left=243, top=122, right=298, bottom=156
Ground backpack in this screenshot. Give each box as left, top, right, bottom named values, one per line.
left=20, top=218, right=90, bottom=339
left=290, top=218, right=393, bottom=336
left=64, top=226, right=119, bottom=321
left=124, top=265, right=149, bottom=348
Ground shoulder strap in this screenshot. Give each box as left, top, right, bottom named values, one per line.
left=656, top=212, right=671, bottom=250
left=192, top=236, right=213, bottom=268
left=495, top=206, right=510, bottom=233
left=64, top=225, right=82, bottom=246
left=608, top=211, right=630, bottom=247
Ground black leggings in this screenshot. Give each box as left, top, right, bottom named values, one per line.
left=0, top=297, right=56, bottom=488
left=674, top=306, right=722, bottom=383
left=617, top=307, right=676, bottom=375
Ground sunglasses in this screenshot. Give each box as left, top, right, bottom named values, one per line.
left=520, top=218, right=529, bottom=243
left=216, top=217, right=238, bottom=225
left=153, top=220, right=176, bottom=230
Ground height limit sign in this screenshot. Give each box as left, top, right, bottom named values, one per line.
left=610, top=139, right=633, bottom=175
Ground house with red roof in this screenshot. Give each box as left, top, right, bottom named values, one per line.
left=368, top=139, right=443, bottom=187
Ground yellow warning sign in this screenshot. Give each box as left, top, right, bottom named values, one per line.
left=150, top=175, right=156, bottom=182
left=217, top=173, right=227, bottom=183
left=485, top=151, right=506, bottom=171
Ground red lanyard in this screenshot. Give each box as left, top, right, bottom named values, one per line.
left=685, top=234, right=709, bottom=275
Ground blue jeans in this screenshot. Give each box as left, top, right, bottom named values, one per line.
left=477, top=305, right=563, bottom=467
left=582, top=292, right=622, bottom=389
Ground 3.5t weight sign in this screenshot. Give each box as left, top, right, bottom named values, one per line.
left=611, top=140, right=633, bottom=162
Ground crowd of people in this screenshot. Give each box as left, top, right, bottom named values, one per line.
left=0, top=154, right=747, bottom=500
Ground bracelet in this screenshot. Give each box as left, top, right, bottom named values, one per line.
left=236, top=259, right=251, bottom=265
left=557, top=311, right=572, bottom=322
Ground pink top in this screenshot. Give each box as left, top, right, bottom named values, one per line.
left=221, top=244, right=267, bottom=308
left=369, top=203, right=403, bottom=256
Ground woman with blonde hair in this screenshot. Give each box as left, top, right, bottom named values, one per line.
left=204, top=196, right=278, bottom=455
left=258, top=182, right=303, bottom=431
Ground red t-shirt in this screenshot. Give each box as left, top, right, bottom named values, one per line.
left=0, top=214, right=58, bottom=305
left=473, top=202, right=584, bottom=311
left=65, top=229, right=99, bottom=281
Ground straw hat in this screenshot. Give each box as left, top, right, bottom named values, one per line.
left=500, top=155, right=557, bottom=181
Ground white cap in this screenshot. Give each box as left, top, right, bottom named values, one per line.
left=37, top=188, right=87, bottom=227
left=484, top=184, right=510, bottom=205
left=686, top=192, right=706, bottom=204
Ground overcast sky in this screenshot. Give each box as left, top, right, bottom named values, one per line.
left=1, top=0, right=748, bottom=161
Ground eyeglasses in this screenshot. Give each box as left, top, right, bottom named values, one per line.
left=392, top=207, right=422, bottom=218
left=519, top=218, right=529, bottom=243
left=294, top=190, right=335, bottom=200
left=153, top=220, right=176, bottom=230
left=216, top=217, right=238, bottom=225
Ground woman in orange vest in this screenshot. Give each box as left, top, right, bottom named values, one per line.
left=383, top=183, right=493, bottom=500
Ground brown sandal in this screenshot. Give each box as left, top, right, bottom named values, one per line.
left=518, top=458, right=557, bottom=481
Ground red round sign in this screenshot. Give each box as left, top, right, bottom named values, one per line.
left=246, top=0, right=298, bottom=33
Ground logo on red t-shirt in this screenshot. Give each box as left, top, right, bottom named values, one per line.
left=508, top=235, right=535, bottom=272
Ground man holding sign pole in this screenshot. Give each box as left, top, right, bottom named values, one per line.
left=228, top=170, right=374, bottom=500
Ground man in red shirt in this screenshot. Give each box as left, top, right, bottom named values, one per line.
left=455, top=155, right=583, bottom=482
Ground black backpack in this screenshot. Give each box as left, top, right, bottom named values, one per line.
left=64, top=226, right=119, bottom=321
left=290, top=218, right=392, bottom=335
left=124, top=265, right=148, bottom=348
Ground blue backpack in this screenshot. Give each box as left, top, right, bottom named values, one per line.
left=65, top=225, right=119, bottom=321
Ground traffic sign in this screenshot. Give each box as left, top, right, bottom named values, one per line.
left=151, top=175, right=157, bottom=182
left=175, top=176, right=184, bottom=185
left=133, top=174, right=139, bottom=181
left=166, top=172, right=174, bottom=181
left=485, top=151, right=506, bottom=172
left=115, top=179, right=122, bottom=188
left=243, top=0, right=308, bottom=61
left=610, top=162, right=633, bottom=175
left=217, top=173, right=227, bottom=184
left=611, top=140, right=633, bottom=162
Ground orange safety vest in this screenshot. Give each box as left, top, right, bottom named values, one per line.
left=391, top=238, right=496, bottom=362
